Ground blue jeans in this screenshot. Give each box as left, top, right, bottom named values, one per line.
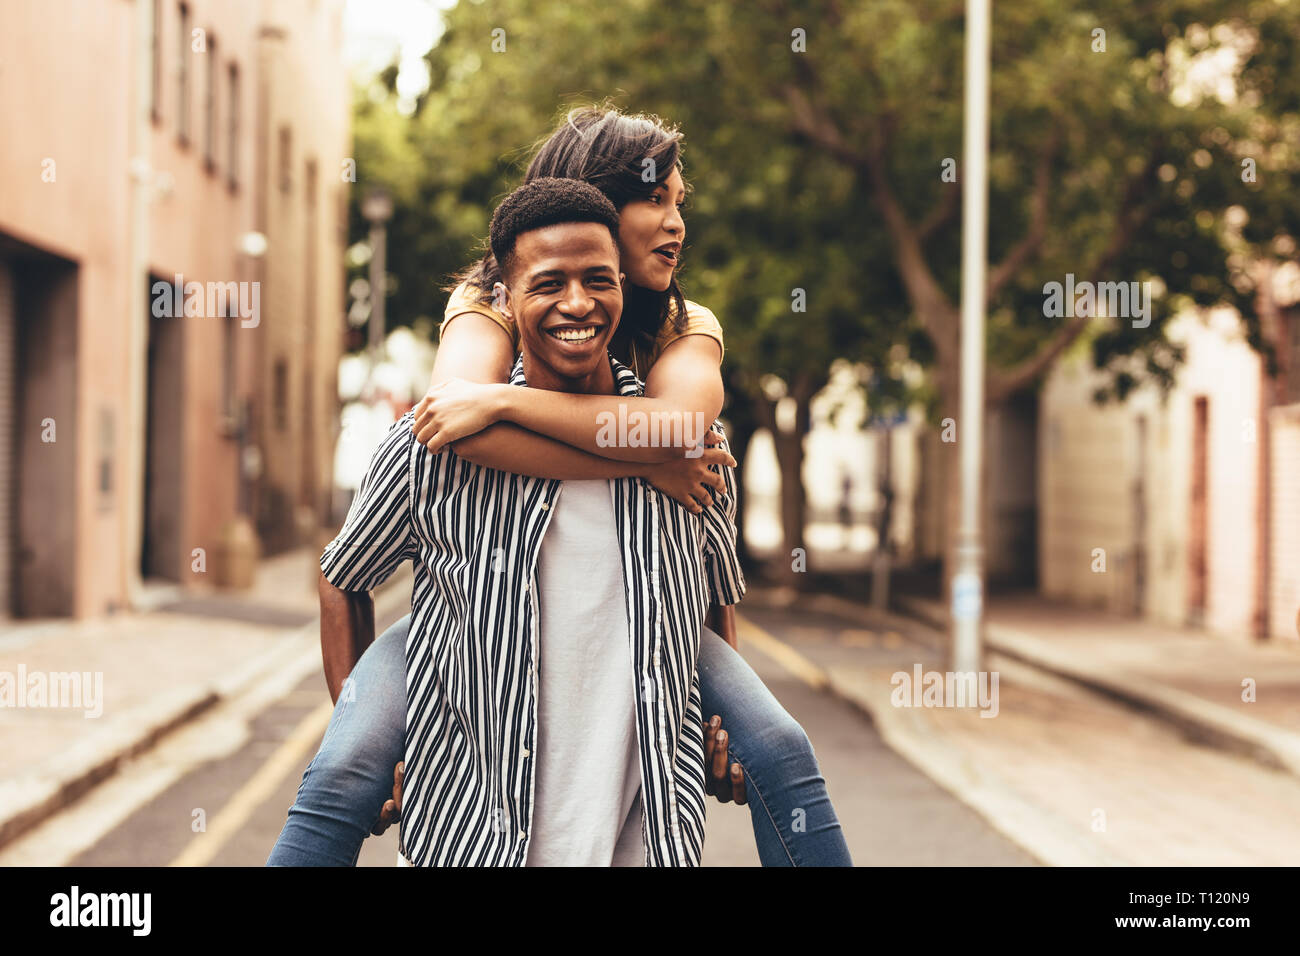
left=268, top=614, right=851, bottom=866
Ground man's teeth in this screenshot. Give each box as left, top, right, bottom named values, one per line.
left=550, top=327, right=597, bottom=342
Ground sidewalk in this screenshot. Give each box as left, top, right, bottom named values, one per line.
left=740, top=589, right=1300, bottom=865
left=896, top=592, right=1300, bottom=778
left=0, top=548, right=411, bottom=851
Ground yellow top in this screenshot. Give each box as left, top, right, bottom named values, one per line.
left=440, top=280, right=724, bottom=377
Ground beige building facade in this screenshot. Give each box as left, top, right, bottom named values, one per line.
left=0, top=0, right=350, bottom=619
left=1039, top=298, right=1300, bottom=641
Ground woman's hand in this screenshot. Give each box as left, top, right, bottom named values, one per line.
left=643, top=432, right=736, bottom=512
left=412, top=378, right=507, bottom=454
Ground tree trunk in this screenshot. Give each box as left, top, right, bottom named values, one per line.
left=774, top=427, right=808, bottom=589
left=726, top=415, right=758, bottom=570
left=871, top=424, right=895, bottom=611
left=754, top=372, right=822, bottom=592
left=722, top=367, right=761, bottom=571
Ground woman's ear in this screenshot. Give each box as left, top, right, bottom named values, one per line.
left=492, top=282, right=512, bottom=319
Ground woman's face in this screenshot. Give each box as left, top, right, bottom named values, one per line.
left=616, top=166, right=686, bottom=292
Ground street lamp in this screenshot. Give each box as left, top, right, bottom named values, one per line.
left=237, top=229, right=268, bottom=259
left=360, top=188, right=393, bottom=376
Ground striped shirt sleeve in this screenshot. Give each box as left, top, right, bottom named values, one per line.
left=320, top=413, right=418, bottom=592
left=700, top=421, right=746, bottom=606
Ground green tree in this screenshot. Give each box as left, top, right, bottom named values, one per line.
left=736, top=0, right=1300, bottom=595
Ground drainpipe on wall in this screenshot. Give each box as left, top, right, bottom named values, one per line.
left=123, top=0, right=155, bottom=612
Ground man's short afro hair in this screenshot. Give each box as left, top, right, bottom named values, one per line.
left=489, top=177, right=621, bottom=279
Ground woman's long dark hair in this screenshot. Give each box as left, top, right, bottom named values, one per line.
left=450, top=106, right=690, bottom=367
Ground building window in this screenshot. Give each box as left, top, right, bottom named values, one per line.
left=176, top=3, right=190, bottom=146
left=203, top=33, right=217, bottom=172
left=226, top=64, right=239, bottom=191
left=278, top=125, right=292, bottom=194
left=150, top=0, right=162, bottom=122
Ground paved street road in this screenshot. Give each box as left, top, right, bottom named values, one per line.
left=58, top=604, right=1035, bottom=867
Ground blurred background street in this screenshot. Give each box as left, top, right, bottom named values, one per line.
left=3, top=0, right=1300, bottom=867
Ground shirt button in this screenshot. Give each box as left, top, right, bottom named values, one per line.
left=518, top=829, right=526, bottom=839
left=521, top=747, right=531, bottom=758
left=540, top=502, right=549, bottom=510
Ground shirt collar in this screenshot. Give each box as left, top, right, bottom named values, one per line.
left=509, top=352, right=643, bottom=398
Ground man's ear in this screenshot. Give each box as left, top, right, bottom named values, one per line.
left=492, top=281, right=512, bottom=320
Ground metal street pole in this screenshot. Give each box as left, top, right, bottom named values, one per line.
left=361, top=189, right=393, bottom=384
left=952, top=0, right=990, bottom=675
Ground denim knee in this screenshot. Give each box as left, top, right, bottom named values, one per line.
left=308, top=705, right=401, bottom=789
left=742, top=712, right=819, bottom=781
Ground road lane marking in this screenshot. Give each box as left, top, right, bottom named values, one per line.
left=735, top=613, right=829, bottom=691
left=169, top=699, right=334, bottom=867
left=168, top=615, right=811, bottom=867
left=164, top=609, right=843, bottom=867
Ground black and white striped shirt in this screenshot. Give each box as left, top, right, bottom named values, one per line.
left=321, top=354, right=745, bottom=866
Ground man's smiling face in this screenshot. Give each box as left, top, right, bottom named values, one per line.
left=500, top=221, right=624, bottom=389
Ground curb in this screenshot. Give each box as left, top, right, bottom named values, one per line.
left=0, top=574, right=412, bottom=853
left=821, top=668, right=1129, bottom=867
left=0, top=688, right=220, bottom=851
left=893, top=595, right=1300, bottom=781
left=735, top=613, right=1127, bottom=867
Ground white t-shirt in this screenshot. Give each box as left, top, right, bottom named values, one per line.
left=525, top=480, right=644, bottom=867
